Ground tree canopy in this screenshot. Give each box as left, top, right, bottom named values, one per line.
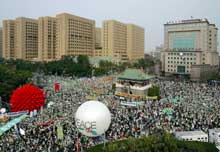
left=87, top=132, right=218, bottom=152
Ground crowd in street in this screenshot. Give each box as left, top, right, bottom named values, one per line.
left=1, top=75, right=220, bottom=151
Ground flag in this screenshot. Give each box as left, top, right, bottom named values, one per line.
left=57, top=125, right=64, bottom=140
left=54, top=83, right=60, bottom=91
left=77, top=138, right=81, bottom=152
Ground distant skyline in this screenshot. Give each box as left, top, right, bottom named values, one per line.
left=1, top=0, right=220, bottom=52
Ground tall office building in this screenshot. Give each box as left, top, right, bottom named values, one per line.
left=56, top=13, right=95, bottom=59
left=3, top=17, right=38, bottom=60
left=2, top=13, right=144, bottom=62
left=38, top=17, right=57, bottom=61
left=161, top=19, right=219, bottom=75
left=2, top=20, right=16, bottom=59
left=102, top=20, right=128, bottom=62
left=15, top=17, right=38, bottom=60
left=0, top=28, right=2, bottom=58
left=102, top=20, right=145, bottom=62
left=127, top=24, right=145, bottom=61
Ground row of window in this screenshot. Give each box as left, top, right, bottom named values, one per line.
left=167, top=68, right=190, bottom=73
left=168, top=52, right=196, bottom=56
left=168, top=61, right=196, bottom=65
left=183, top=137, right=207, bottom=141
left=168, top=57, right=196, bottom=60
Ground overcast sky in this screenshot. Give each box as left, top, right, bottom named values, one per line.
left=0, top=0, right=220, bottom=52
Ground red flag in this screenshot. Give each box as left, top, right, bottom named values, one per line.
left=54, top=83, right=60, bottom=91
left=77, top=138, right=81, bottom=152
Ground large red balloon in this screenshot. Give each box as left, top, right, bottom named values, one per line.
left=10, top=84, right=45, bottom=112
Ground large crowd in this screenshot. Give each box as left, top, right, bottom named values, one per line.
left=1, top=75, right=220, bottom=151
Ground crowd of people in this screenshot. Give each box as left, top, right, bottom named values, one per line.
left=0, top=75, right=220, bottom=151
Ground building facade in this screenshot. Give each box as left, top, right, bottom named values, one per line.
left=161, top=19, right=219, bottom=75
left=2, top=20, right=16, bottom=59
left=102, top=20, right=145, bottom=63
left=150, top=45, right=163, bottom=61
left=93, top=27, right=103, bottom=57
left=38, top=17, right=57, bottom=61
left=3, top=18, right=38, bottom=60
left=127, top=24, right=145, bottom=62
left=190, top=64, right=218, bottom=81
left=15, top=17, right=38, bottom=60
left=2, top=13, right=144, bottom=62
left=56, top=13, right=95, bottom=59
left=209, top=128, right=220, bottom=144
left=0, top=28, right=2, bottom=58
left=95, top=27, right=102, bottom=50
left=102, top=20, right=128, bottom=62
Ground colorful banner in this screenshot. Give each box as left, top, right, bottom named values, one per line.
left=0, top=114, right=28, bottom=136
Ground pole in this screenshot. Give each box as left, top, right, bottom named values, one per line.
left=103, top=130, right=106, bottom=151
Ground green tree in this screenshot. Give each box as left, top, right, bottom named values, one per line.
left=148, top=85, right=160, bottom=97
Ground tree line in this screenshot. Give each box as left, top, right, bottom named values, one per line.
left=0, top=56, right=156, bottom=104
left=87, top=132, right=218, bottom=152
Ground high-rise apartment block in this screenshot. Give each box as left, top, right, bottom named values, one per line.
left=2, top=13, right=144, bottom=62
left=0, top=28, right=2, bottom=58
left=15, top=17, right=38, bottom=60
left=3, top=18, right=38, bottom=60
left=38, top=17, right=57, bottom=61
left=3, top=20, right=16, bottom=59
left=161, top=19, right=219, bottom=75
left=102, top=20, right=144, bottom=62
left=56, top=13, right=95, bottom=59
left=127, top=24, right=145, bottom=62
left=2, top=13, right=95, bottom=61
left=102, top=20, right=128, bottom=62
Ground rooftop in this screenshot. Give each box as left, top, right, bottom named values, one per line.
left=174, top=131, right=207, bottom=137
left=118, top=69, right=154, bottom=81
left=209, top=128, right=220, bottom=132
left=164, top=18, right=216, bottom=26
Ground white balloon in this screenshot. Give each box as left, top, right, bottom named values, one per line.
left=75, top=101, right=111, bottom=137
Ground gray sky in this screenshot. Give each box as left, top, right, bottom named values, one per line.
left=0, top=0, right=220, bottom=52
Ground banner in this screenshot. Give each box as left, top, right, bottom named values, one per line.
left=120, top=102, right=137, bottom=107
left=6, top=111, right=28, bottom=117
left=0, top=114, right=28, bottom=136
left=146, top=96, right=158, bottom=100
left=86, top=96, right=97, bottom=100
left=57, top=125, right=64, bottom=140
